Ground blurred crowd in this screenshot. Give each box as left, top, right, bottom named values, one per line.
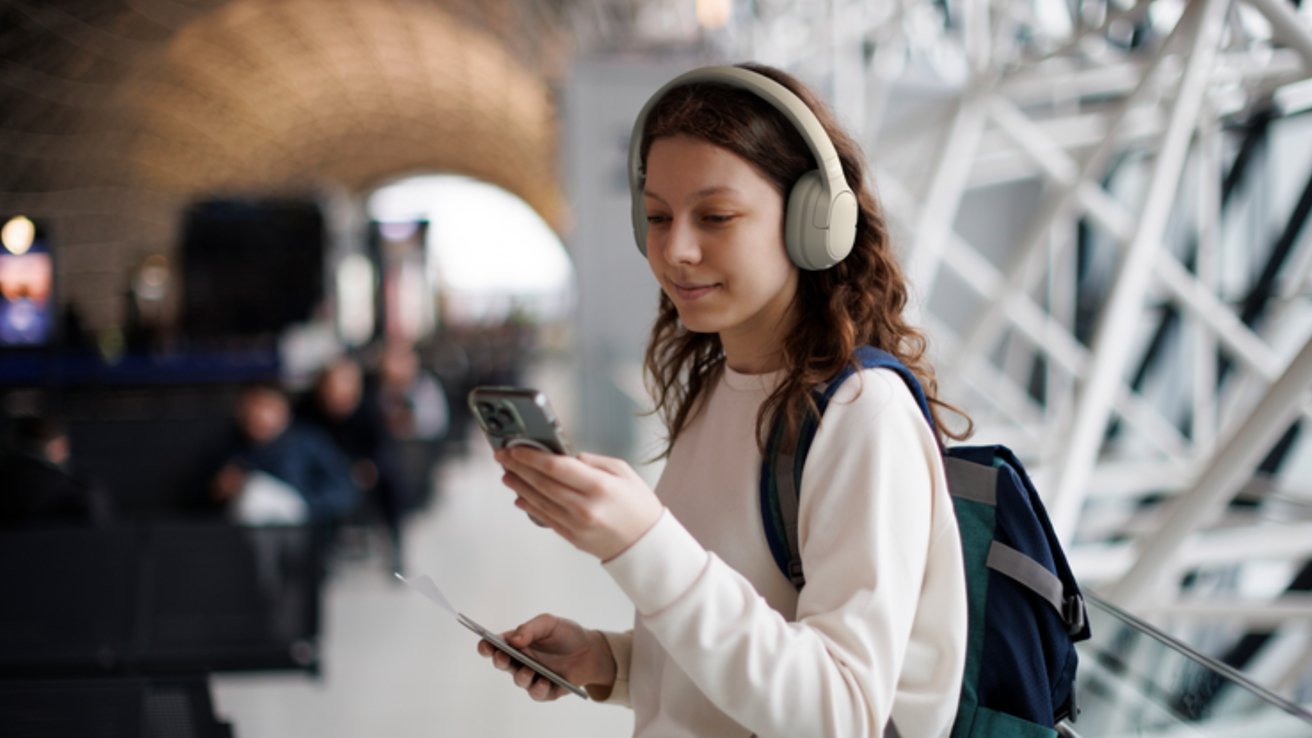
left=200, top=340, right=449, bottom=574
left=0, top=337, right=458, bottom=577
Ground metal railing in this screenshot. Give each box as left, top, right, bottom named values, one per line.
left=1062, top=592, right=1312, bottom=737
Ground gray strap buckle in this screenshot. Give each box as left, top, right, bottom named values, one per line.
left=1062, top=593, right=1086, bottom=636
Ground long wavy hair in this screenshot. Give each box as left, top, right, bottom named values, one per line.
left=640, top=63, right=971, bottom=456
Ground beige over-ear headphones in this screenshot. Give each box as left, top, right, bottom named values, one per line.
left=628, top=65, right=859, bottom=271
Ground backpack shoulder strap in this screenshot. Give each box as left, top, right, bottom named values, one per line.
left=760, top=347, right=934, bottom=589
left=851, top=346, right=935, bottom=429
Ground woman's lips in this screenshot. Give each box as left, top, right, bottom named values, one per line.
left=672, top=281, right=720, bottom=300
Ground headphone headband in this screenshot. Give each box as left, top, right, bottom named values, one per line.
left=627, top=65, right=858, bottom=270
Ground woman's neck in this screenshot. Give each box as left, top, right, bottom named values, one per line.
left=721, top=341, right=784, bottom=374
left=719, top=304, right=795, bottom=374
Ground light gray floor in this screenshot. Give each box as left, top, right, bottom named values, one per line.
left=212, top=439, right=638, bottom=737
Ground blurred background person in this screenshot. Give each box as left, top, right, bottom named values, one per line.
left=299, top=354, right=410, bottom=574
left=205, top=382, right=361, bottom=528
left=0, top=414, right=113, bottom=528
left=375, top=339, right=449, bottom=444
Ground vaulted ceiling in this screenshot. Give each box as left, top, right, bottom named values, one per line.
left=0, top=0, right=581, bottom=323
left=0, top=0, right=571, bottom=219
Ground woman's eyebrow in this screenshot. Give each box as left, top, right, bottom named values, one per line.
left=687, top=186, right=741, bottom=202
left=642, top=185, right=742, bottom=204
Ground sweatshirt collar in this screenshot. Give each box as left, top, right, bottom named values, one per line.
left=722, top=363, right=784, bottom=393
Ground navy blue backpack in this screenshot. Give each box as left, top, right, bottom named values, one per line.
left=761, top=346, right=1091, bottom=737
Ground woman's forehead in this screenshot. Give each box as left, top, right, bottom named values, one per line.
left=644, top=135, right=775, bottom=196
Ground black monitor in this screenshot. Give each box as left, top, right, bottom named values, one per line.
left=180, top=198, right=325, bottom=343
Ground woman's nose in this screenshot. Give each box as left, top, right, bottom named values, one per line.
left=662, top=219, right=701, bottom=265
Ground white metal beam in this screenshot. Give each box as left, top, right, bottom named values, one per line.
left=1069, top=518, right=1312, bottom=585
left=1108, top=335, right=1312, bottom=608
left=1047, top=0, right=1228, bottom=540
left=907, top=89, right=990, bottom=312
left=1143, top=596, right=1312, bottom=629
left=1244, top=0, right=1312, bottom=72
left=940, top=8, right=1192, bottom=394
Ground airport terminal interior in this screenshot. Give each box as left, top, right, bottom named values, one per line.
left=2, top=0, right=1312, bottom=735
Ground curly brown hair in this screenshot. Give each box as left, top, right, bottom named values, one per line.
left=639, top=63, right=972, bottom=456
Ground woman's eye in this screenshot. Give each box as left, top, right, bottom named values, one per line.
left=702, top=213, right=735, bottom=225
left=646, top=214, right=670, bottom=225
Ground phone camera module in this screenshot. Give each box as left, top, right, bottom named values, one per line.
left=493, top=408, right=518, bottom=432
left=477, top=402, right=506, bottom=433
left=476, top=402, right=521, bottom=437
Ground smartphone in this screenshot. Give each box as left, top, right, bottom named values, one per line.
left=468, top=386, right=574, bottom=456
left=458, top=613, right=589, bottom=700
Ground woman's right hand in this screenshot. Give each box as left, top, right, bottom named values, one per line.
left=477, top=614, right=616, bottom=702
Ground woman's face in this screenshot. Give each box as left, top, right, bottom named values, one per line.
left=642, top=134, right=797, bottom=372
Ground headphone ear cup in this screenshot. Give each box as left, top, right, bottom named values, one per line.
left=632, top=194, right=649, bottom=256
left=826, top=190, right=858, bottom=265
left=786, top=170, right=854, bottom=270
left=784, top=170, right=824, bottom=269
left=786, top=170, right=858, bottom=270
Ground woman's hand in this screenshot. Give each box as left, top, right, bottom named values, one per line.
left=477, top=614, right=617, bottom=702
left=495, top=447, right=663, bottom=562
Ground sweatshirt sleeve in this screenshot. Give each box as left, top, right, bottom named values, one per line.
left=587, top=630, right=634, bottom=705
left=602, top=369, right=954, bottom=738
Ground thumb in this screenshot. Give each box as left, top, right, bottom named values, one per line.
left=508, top=613, right=557, bottom=647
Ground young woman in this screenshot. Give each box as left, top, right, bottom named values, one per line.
left=480, top=63, right=969, bottom=738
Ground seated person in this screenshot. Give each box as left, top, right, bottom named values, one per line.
left=0, top=414, right=112, bottom=528
left=298, top=356, right=409, bottom=570
left=206, top=382, right=360, bottom=526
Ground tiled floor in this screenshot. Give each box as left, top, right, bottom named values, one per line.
left=212, top=433, right=639, bottom=737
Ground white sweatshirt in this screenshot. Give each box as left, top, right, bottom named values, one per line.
left=598, top=365, right=968, bottom=738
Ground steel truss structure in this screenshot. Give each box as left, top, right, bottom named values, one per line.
left=637, top=0, right=1312, bottom=707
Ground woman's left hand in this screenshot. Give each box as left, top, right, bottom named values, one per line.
left=494, top=448, right=664, bottom=562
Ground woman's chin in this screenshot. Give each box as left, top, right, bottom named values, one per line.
left=674, top=311, right=720, bottom=334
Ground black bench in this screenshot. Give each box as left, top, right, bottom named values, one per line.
left=0, top=674, right=232, bottom=738
left=0, top=522, right=323, bottom=678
